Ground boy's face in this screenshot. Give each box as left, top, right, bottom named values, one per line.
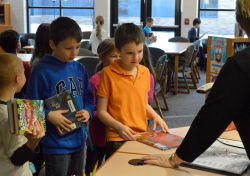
left=195, top=23, right=200, bottom=29
left=50, top=38, right=81, bottom=62
left=118, top=42, right=143, bottom=71
left=147, top=21, right=154, bottom=28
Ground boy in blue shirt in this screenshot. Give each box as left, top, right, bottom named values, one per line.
left=143, top=17, right=157, bottom=43
left=26, top=17, right=94, bottom=176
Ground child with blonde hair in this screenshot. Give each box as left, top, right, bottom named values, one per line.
left=90, top=15, right=107, bottom=55
left=0, top=53, right=44, bottom=176
left=85, top=38, right=119, bottom=176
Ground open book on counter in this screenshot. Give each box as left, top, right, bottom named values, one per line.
left=135, top=131, right=183, bottom=151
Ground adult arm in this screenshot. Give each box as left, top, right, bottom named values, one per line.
left=176, top=58, right=250, bottom=162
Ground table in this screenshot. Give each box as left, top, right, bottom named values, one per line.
left=17, top=53, right=32, bottom=62
left=96, top=127, right=248, bottom=176
left=149, top=42, right=193, bottom=94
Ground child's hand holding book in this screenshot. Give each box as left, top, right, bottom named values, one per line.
left=75, top=109, right=90, bottom=123
left=47, top=109, right=73, bottom=135
left=25, top=120, right=45, bottom=151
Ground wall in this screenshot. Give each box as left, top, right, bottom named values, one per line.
left=181, top=0, right=199, bottom=37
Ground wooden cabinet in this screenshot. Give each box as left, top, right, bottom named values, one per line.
left=206, top=36, right=250, bottom=83
left=0, top=4, right=12, bottom=33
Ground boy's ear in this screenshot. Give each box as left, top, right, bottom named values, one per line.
left=15, top=73, right=23, bottom=85
left=49, top=40, right=56, bottom=50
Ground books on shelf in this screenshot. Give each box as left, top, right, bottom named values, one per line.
left=8, top=99, right=46, bottom=135
left=45, top=91, right=81, bottom=135
left=135, top=131, right=183, bottom=150
left=181, top=139, right=250, bottom=175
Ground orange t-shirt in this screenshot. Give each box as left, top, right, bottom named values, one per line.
left=97, top=61, right=150, bottom=141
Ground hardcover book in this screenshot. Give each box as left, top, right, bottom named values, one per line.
left=8, top=99, right=46, bottom=135
left=135, top=131, right=183, bottom=150
left=45, top=91, right=81, bottom=135
left=182, top=139, right=250, bottom=175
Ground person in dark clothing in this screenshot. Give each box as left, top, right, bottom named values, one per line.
left=142, top=0, right=250, bottom=168
left=188, top=18, right=207, bottom=71
left=188, top=18, right=201, bottom=43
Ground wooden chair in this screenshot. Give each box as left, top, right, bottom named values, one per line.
left=153, top=55, right=169, bottom=118
left=178, top=45, right=197, bottom=93
left=148, top=47, right=165, bottom=67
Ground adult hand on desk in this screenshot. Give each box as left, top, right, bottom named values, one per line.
left=143, top=152, right=183, bottom=168
left=117, top=124, right=136, bottom=141
left=142, top=154, right=171, bottom=168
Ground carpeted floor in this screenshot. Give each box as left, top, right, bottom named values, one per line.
left=155, top=71, right=207, bottom=128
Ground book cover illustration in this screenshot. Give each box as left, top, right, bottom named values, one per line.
left=8, top=99, right=46, bottom=135
left=182, top=139, right=249, bottom=175
left=136, top=131, right=183, bottom=150
left=45, top=91, right=81, bottom=135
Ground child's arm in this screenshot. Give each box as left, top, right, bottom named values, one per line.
left=10, top=121, right=45, bottom=166
left=75, top=109, right=90, bottom=123
left=82, top=68, right=95, bottom=119
left=47, top=110, right=73, bottom=135
left=97, top=96, right=136, bottom=141
left=146, top=104, right=169, bottom=132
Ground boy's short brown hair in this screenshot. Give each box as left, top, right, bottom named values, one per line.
left=236, top=0, right=250, bottom=35
left=0, top=53, right=23, bottom=88
left=114, top=23, right=144, bottom=51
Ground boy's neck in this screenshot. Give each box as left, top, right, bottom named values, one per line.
left=0, top=87, right=15, bottom=102
left=117, top=61, right=137, bottom=78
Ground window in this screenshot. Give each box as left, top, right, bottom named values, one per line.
left=118, top=0, right=141, bottom=25
left=152, top=0, right=175, bottom=26
left=27, top=0, right=94, bottom=33
left=111, top=0, right=181, bottom=38
left=199, top=0, right=236, bottom=35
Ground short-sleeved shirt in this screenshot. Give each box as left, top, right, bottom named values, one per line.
left=97, top=61, right=150, bottom=141
left=143, top=26, right=152, bottom=37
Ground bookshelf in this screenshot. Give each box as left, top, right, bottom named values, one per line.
left=205, top=36, right=250, bottom=131
left=0, top=4, right=12, bottom=32
left=206, top=36, right=250, bottom=83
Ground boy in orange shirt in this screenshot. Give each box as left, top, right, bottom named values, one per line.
left=97, top=23, right=168, bottom=158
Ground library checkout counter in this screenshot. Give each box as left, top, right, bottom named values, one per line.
left=95, top=127, right=250, bottom=176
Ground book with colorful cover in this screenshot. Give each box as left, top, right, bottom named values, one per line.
left=135, top=131, right=183, bottom=150
left=7, top=99, right=46, bottom=135
left=45, top=91, right=81, bottom=135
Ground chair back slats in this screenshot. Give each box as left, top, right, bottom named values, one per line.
left=148, top=47, right=165, bottom=67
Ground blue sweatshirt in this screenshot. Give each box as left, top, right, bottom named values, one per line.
left=26, top=55, right=94, bottom=154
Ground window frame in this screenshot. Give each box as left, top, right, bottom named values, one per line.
left=26, top=0, right=95, bottom=33
left=110, top=0, right=181, bottom=37
left=198, top=0, right=236, bottom=36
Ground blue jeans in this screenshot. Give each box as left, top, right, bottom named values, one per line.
left=44, top=149, right=84, bottom=176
